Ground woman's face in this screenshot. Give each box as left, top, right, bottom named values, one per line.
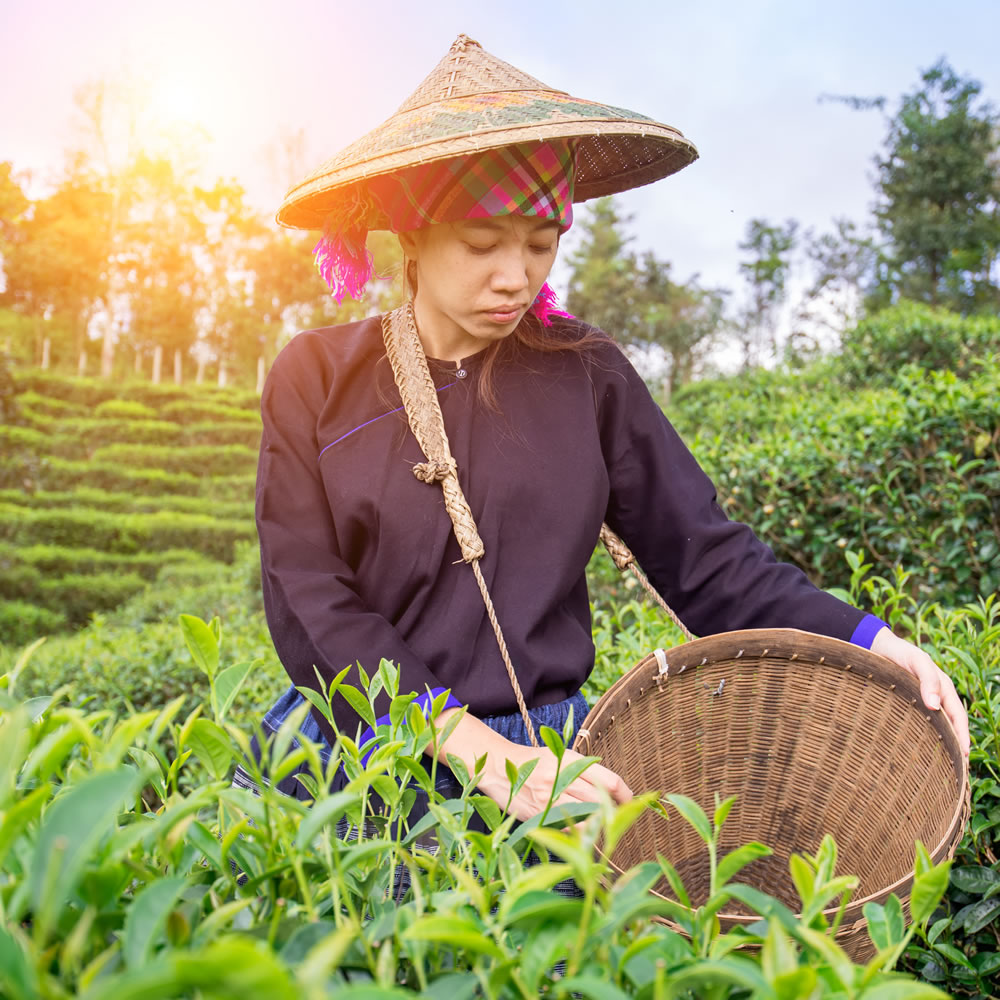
left=399, top=214, right=560, bottom=362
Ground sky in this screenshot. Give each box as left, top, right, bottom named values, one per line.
left=2, top=0, right=999, bottom=305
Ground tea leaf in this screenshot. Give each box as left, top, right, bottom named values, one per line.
left=847, top=979, right=949, bottom=999
left=0, top=784, right=48, bottom=870
left=713, top=794, right=737, bottom=830
left=123, top=875, right=188, bottom=968
left=184, top=718, right=233, bottom=780
left=864, top=895, right=905, bottom=951
left=422, top=972, right=481, bottom=1000
left=336, top=682, right=376, bottom=729
left=716, top=842, right=773, bottom=887
left=761, top=917, right=797, bottom=979
left=953, top=896, right=1000, bottom=934
left=178, top=614, right=219, bottom=679
left=404, top=915, right=505, bottom=958
left=503, top=889, right=583, bottom=927
left=0, top=926, right=36, bottom=1000
left=555, top=976, right=630, bottom=1000
left=31, top=766, right=144, bottom=942
left=539, top=724, right=565, bottom=762
left=295, top=790, right=357, bottom=851
left=664, top=793, right=712, bottom=844
left=910, top=858, right=951, bottom=925
left=215, top=660, right=254, bottom=721
left=950, top=865, right=1000, bottom=893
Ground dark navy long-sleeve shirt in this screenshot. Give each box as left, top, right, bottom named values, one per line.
left=256, top=315, right=877, bottom=745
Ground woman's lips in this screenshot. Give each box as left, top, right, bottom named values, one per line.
left=484, top=305, right=525, bottom=323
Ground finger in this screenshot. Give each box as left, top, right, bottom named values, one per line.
left=583, top=762, right=634, bottom=803
left=939, top=675, right=970, bottom=756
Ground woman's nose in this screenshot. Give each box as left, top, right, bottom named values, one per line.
left=491, top=251, right=530, bottom=293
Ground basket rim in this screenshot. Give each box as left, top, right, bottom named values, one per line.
left=574, top=627, right=970, bottom=926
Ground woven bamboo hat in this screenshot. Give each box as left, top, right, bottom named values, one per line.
left=277, top=33, right=699, bottom=231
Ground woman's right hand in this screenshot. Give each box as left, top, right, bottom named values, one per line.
left=431, top=708, right=633, bottom=822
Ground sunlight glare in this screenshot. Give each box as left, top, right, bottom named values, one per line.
left=149, top=71, right=207, bottom=127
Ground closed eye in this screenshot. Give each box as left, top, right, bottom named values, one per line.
left=465, top=242, right=495, bottom=255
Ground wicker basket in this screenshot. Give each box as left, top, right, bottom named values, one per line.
left=573, top=628, right=970, bottom=959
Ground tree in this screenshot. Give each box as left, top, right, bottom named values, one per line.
left=0, top=165, right=111, bottom=366
left=792, top=217, right=878, bottom=355
left=565, top=198, right=639, bottom=334
left=874, top=59, right=1000, bottom=311
left=565, top=198, right=725, bottom=395
left=633, top=252, right=727, bottom=399
left=736, top=218, right=798, bottom=368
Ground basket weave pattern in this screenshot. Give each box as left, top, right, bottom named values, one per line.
left=574, top=628, right=969, bottom=958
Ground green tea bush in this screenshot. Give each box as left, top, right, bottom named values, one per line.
left=0, top=540, right=211, bottom=579
left=181, top=420, right=262, bottom=448
left=0, top=503, right=254, bottom=560
left=33, top=456, right=204, bottom=495
left=36, top=571, right=149, bottom=625
left=0, top=624, right=956, bottom=998
left=0, top=600, right=66, bottom=646
left=161, top=399, right=260, bottom=424
left=62, top=416, right=185, bottom=447
left=675, top=362, right=1000, bottom=605
left=93, top=397, right=158, bottom=419
left=839, top=301, right=1000, bottom=388
left=13, top=389, right=86, bottom=418
left=0, top=486, right=252, bottom=520
left=90, top=442, right=258, bottom=477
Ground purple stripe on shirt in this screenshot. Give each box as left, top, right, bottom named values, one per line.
left=318, top=382, right=458, bottom=461
left=850, top=613, right=888, bottom=650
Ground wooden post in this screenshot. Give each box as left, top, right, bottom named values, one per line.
left=152, top=345, right=163, bottom=385
left=41, top=338, right=51, bottom=370
left=78, top=350, right=87, bottom=377
left=100, top=329, right=114, bottom=378
left=217, top=361, right=227, bottom=388
left=174, top=349, right=183, bottom=385
left=256, top=356, right=266, bottom=394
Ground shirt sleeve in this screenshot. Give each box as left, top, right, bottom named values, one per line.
left=594, top=345, right=882, bottom=646
left=256, top=337, right=460, bottom=746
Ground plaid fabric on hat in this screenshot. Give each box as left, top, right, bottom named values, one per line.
left=368, top=140, right=575, bottom=233
left=313, top=140, right=576, bottom=310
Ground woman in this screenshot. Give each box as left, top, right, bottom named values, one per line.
left=238, top=35, right=968, bottom=824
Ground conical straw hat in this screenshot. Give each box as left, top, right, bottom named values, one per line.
left=277, top=34, right=698, bottom=230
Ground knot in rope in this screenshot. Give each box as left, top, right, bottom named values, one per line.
left=412, top=459, right=456, bottom=484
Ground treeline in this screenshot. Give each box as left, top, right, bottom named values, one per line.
left=565, top=59, right=1000, bottom=393
left=1, top=60, right=998, bottom=389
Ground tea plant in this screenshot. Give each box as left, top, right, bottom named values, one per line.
left=0, top=615, right=957, bottom=997
left=835, top=551, right=1000, bottom=996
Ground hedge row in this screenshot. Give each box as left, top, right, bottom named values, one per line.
left=0, top=566, right=148, bottom=627
left=13, top=371, right=259, bottom=411
left=675, top=363, right=1000, bottom=604
left=0, top=541, right=214, bottom=579
left=0, top=502, right=255, bottom=561
left=0, top=486, right=252, bottom=520
left=89, top=442, right=258, bottom=477
left=0, top=599, right=67, bottom=647
left=16, top=412, right=261, bottom=452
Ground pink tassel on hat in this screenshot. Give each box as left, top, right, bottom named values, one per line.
left=313, top=228, right=374, bottom=305
left=313, top=187, right=375, bottom=304
left=530, top=282, right=574, bottom=327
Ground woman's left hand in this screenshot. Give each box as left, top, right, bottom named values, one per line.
left=870, top=627, right=970, bottom=756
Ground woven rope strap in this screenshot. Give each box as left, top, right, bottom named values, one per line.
left=381, top=305, right=539, bottom=746
left=599, top=525, right=694, bottom=641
